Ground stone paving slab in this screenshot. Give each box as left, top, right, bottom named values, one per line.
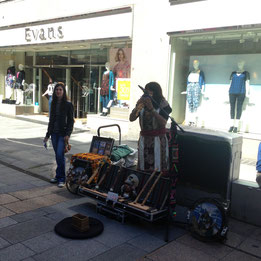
left=225, top=231, right=247, bottom=248
left=0, top=205, right=15, bottom=218
left=250, top=226, right=261, bottom=241
left=0, top=236, right=10, bottom=249
left=239, top=237, right=261, bottom=258
left=0, top=243, right=35, bottom=261
left=229, top=218, right=258, bottom=237
left=0, top=216, right=17, bottom=228
left=127, top=233, right=166, bottom=253
left=41, top=193, right=70, bottom=204
left=33, top=239, right=109, bottom=261
left=4, top=197, right=55, bottom=214
left=221, top=249, right=261, bottom=261
left=90, top=243, right=147, bottom=261
left=0, top=194, right=19, bottom=204
left=0, top=183, right=37, bottom=194
left=9, top=185, right=61, bottom=200
left=11, top=209, right=48, bottom=223
left=176, top=234, right=233, bottom=259
left=146, top=240, right=218, bottom=261
left=23, top=231, right=68, bottom=254
left=0, top=216, right=56, bottom=244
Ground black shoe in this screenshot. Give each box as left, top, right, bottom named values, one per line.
left=100, top=112, right=105, bottom=116
left=232, top=127, right=238, bottom=133
left=228, top=126, right=234, bottom=132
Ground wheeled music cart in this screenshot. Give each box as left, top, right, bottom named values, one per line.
left=66, top=124, right=171, bottom=224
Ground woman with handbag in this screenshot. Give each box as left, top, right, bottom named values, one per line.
left=43, top=82, right=74, bottom=188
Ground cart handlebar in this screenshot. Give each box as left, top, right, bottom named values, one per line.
left=97, top=124, right=121, bottom=145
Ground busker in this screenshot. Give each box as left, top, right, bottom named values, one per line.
left=129, top=82, right=172, bottom=173
left=43, top=82, right=74, bottom=188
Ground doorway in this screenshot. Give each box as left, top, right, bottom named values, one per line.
left=41, top=65, right=105, bottom=118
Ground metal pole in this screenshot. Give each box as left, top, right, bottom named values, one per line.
left=38, top=68, right=42, bottom=113
left=33, top=53, right=37, bottom=108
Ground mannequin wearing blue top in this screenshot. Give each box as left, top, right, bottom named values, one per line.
left=182, top=59, right=205, bottom=126
left=228, top=60, right=250, bottom=133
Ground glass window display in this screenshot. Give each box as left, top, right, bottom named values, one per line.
left=169, top=30, right=261, bottom=134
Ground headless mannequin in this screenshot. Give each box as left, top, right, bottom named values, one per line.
left=15, top=64, right=25, bottom=105
left=182, top=59, right=205, bottom=126
left=5, top=60, right=15, bottom=99
left=228, top=60, right=250, bottom=133
left=100, top=62, right=114, bottom=116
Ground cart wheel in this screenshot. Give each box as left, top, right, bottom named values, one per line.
left=187, top=198, right=228, bottom=242
left=66, top=180, right=79, bottom=194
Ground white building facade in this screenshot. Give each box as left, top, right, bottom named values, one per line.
left=0, top=0, right=261, bottom=136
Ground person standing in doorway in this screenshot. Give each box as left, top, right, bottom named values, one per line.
left=42, top=78, right=55, bottom=116
left=43, top=82, right=74, bottom=188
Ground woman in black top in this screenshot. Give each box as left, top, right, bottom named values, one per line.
left=44, top=82, right=74, bottom=188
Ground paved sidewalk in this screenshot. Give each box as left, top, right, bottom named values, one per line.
left=1, top=163, right=261, bottom=261
left=0, top=114, right=260, bottom=260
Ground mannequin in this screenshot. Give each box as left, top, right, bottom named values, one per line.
left=100, top=62, right=114, bottom=116
left=15, top=64, right=25, bottom=105
left=5, top=60, right=15, bottom=99
left=182, top=59, right=205, bottom=126
left=228, top=60, right=250, bottom=133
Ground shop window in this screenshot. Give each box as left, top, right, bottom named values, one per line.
left=170, top=29, right=261, bottom=135
left=169, top=0, right=206, bottom=5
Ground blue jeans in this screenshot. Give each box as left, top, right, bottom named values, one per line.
left=48, top=95, right=52, bottom=116
left=51, top=133, right=65, bottom=182
left=257, top=142, right=261, bottom=172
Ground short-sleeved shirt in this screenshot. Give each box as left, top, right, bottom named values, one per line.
left=47, top=83, right=55, bottom=96
left=229, top=71, right=250, bottom=94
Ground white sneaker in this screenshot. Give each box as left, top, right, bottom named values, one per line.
left=57, top=182, right=65, bottom=188
left=50, top=178, right=58, bottom=183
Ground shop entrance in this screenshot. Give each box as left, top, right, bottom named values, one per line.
left=41, top=65, right=105, bottom=118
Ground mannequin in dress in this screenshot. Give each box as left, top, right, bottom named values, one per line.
left=15, top=64, right=26, bottom=104
left=100, top=62, right=114, bottom=116
left=228, top=60, right=250, bottom=133
left=182, top=59, right=205, bottom=126
left=5, top=60, right=15, bottom=99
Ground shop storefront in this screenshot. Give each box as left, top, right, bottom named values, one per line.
left=0, top=7, right=133, bottom=118
left=168, top=25, right=261, bottom=134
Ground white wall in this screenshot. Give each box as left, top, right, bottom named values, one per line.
left=0, top=0, right=134, bottom=26
left=167, top=0, right=261, bottom=32
left=128, top=0, right=172, bottom=137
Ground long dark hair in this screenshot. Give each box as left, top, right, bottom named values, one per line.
left=50, top=82, right=67, bottom=115
left=145, top=82, right=164, bottom=109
